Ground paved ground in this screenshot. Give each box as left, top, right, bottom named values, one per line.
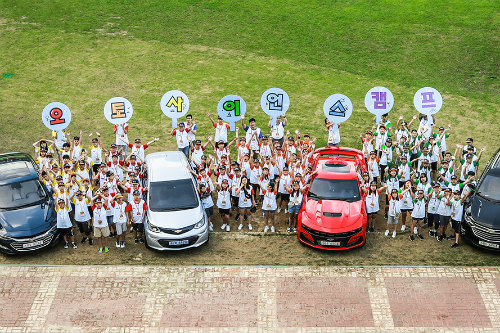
left=0, top=266, right=499, bottom=333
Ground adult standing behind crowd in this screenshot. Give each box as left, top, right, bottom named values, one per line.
left=114, top=123, right=129, bottom=160
left=207, top=112, right=230, bottom=143
left=241, top=115, right=262, bottom=158
left=268, top=115, right=287, bottom=146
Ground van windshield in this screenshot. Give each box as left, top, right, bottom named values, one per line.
left=0, top=179, right=48, bottom=209
left=149, top=179, right=199, bottom=211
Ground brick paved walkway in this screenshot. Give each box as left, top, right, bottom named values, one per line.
left=0, top=265, right=499, bottom=332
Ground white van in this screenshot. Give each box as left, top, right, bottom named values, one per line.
left=144, top=151, right=208, bottom=250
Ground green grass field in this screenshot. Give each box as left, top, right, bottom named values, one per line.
left=0, top=1, right=499, bottom=265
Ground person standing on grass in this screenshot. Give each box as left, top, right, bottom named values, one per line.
left=199, top=183, right=214, bottom=232
left=427, top=183, right=442, bottom=238
left=171, top=122, right=193, bottom=158
left=207, top=112, right=230, bottom=143
left=360, top=131, right=374, bottom=159
left=185, top=114, right=197, bottom=149
left=55, top=198, right=78, bottom=249
left=114, top=123, right=129, bottom=160
left=277, top=166, right=292, bottom=214
left=287, top=181, right=309, bottom=233
left=126, top=190, right=147, bottom=244
left=111, top=194, right=128, bottom=248
left=235, top=176, right=255, bottom=231
left=436, top=187, right=453, bottom=242
left=217, top=179, right=232, bottom=232
left=383, top=167, right=400, bottom=219
left=409, top=190, right=426, bottom=241
left=269, top=115, right=288, bottom=146
left=90, top=195, right=110, bottom=253
left=450, top=190, right=464, bottom=248
left=385, top=189, right=403, bottom=238
left=262, top=182, right=278, bottom=232
left=241, top=115, right=262, bottom=158
left=366, top=151, right=380, bottom=183
left=325, top=118, right=341, bottom=147
left=70, top=190, right=93, bottom=245
left=364, top=181, right=387, bottom=232
left=398, top=180, right=414, bottom=232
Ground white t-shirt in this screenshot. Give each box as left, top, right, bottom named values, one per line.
left=92, top=206, right=108, bottom=228
left=115, top=123, right=129, bottom=145
left=73, top=198, right=91, bottom=222
left=262, top=190, right=277, bottom=211
left=216, top=190, right=231, bottom=209
left=271, top=122, right=285, bottom=140
left=56, top=206, right=72, bottom=228
left=112, top=201, right=128, bottom=224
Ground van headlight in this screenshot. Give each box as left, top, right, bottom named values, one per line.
left=147, top=221, right=161, bottom=233
left=194, top=217, right=206, bottom=229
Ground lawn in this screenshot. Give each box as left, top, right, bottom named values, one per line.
left=0, top=1, right=499, bottom=265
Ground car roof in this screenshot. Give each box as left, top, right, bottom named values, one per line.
left=0, top=153, right=38, bottom=185
left=146, top=151, right=192, bottom=182
left=314, top=158, right=359, bottom=180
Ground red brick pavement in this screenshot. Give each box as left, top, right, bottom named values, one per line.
left=46, top=276, right=146, bottom=327
left=385, top=277, right=491, bottom=328
left=161, top=277, right=258, bottom=327
left=276, top=277, right=374, bottom=327
left=0, top=277, right=41, bottom=327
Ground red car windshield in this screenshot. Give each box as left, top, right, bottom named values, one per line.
left=308, top=178, right=361, bottom=202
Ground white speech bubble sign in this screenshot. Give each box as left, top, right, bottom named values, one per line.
left=323, top=94, right=353, bottom=125
left=160, top=90, right=190, bottom=128
left=364, top=86, right=394, bottom=123
left=217, top=95, right=247, bottom=131
left=42, top=102, right=72, bottom=131
left=104, top=97, right=133, bottom=125
left=413, top=87, right=443, bottom=116
left=260, top=87, right=290, bottom=127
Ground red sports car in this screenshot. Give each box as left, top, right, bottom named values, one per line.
left=297, top=147, right=368, bottom=250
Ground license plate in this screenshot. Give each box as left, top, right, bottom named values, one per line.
left=168, top=240, right=189, bottom=246
left=319, top=240, right=341, bottom=246
left=478, top=240, right=500, bottom=249
left=22, top=240, right=43, bottom=248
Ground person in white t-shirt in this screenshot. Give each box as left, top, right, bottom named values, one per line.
left=125, top=190, right=147, bottom=244
left=207, top=112, right=230, bottom=143
left=55, top=198, right=77, bottom=249
left=325, top=118, right=341, bottom=147
left=114, top=123, right=129, bottom=159
left=111, top=194, right=129, bottom=248
left=199, top=183, right=214, bottom=231
left=91, top=195, right=110, bottom=253
left=261, top=182, right=278, bottom=232
left=217, top=179, right=232, bottom=231
left=185, top=114, right=197, bottom=147
left=268, top=115, right=288, bottom=146
left=234, top=176, right=255, bottom=231
left=171, top=122, right=193, bottom=158
left=70, top=190, right=92, bottom=245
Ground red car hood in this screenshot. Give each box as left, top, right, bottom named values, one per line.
left=303, top=198, right=364, bottom=232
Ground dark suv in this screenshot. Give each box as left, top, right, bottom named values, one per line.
left=462, top=148, right=500, bottom=252
left=0, top=152, right=59, bottom=254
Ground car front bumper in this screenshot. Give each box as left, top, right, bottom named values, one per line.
left=0, top=226, right=60, bottom=255
left=461, top=214, right=500, bottom=252
left=297, top=223, right=365, bottom=250
left=145, top=225, right=209, bottom=251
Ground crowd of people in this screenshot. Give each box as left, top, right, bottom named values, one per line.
left=33, top=111, right=485, bottom=252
